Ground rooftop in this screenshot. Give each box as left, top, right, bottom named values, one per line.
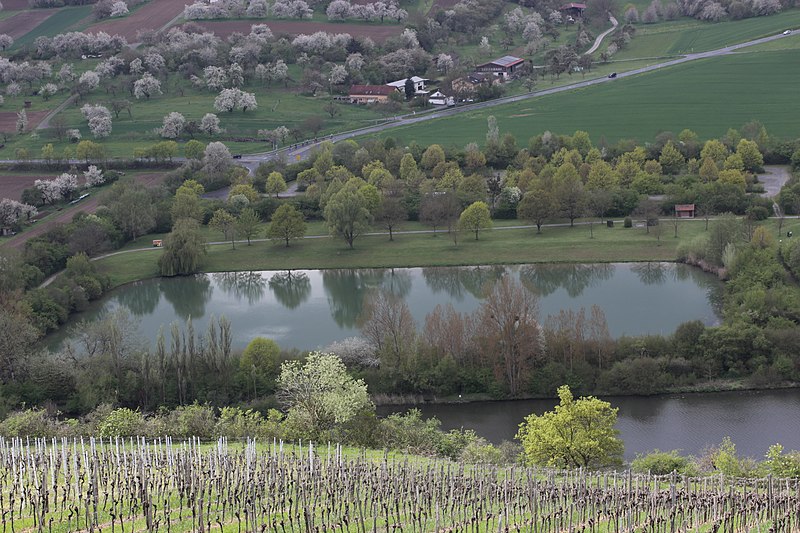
left=487, top=55, right=525, bottom=67
left=349, top=85, right=396, bottom=96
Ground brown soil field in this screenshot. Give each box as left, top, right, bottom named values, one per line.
left=86, top=0, right=186, bottom=41
left=0, top=9, right=54, bottom=39
left=194, top=20, right=403, bottom=42
left=0, top=110, right=49, bottom=133
left=0, top=174, right=48, bottom=202
left=2, top=172, right=168, bottom=249
left=2, top=0, right=35, bottom=10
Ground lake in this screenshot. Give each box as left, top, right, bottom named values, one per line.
left=378, top=389, right=800, bottom=460
left=52, top=263, right=723, bottom=351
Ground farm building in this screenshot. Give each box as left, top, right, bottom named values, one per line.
left=559, top=2, right=587, bottom=17
left=675, top=204, right=696, bottom=218
left=475, top=55, right=526, bottom=78
left=451, top=73, right=499, bottom=99
left=386, top=76, right=429, bottom=95
left=349, top=85, right=395, bottom=104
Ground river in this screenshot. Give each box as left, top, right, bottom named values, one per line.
left=51, top=262, right=723, bottom=351
left=378, top=389, right=800, bottom=460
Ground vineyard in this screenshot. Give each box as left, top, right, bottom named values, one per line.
left=1, top=438, right=799, bottom=533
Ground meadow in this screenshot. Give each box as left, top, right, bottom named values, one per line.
left=93, top=217, right=800, bottom=288
left=376, top=48, right=800, bottom=147
left=2, top=437, right=799, bottom=532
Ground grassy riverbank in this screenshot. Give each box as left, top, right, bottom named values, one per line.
left=94, top=218, right=800, bottom=288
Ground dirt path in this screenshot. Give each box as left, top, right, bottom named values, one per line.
left=757, top=165, right=790, bottom=198
left=2, top=172, right=167, bottom=250
left=585, top=15, right=618, bottom=55
left=36, top=94, right=78, bottom=130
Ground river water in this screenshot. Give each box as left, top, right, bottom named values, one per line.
left=378, top=389, right=800, bottom=460
left=52, top=262, right=723, bottom=351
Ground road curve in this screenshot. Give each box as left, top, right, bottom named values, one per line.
left=239, top=31, right=792, bottom=168
left=585, top=15, right=618, bottom=56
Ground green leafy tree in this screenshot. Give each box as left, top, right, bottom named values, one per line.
left=277, top=351, right=373, bottom=437
left=267, top=204, right=307, bottom=247
left=659, top=141, right=684, bottom=175
left=554, top=163, right=585, bottom=227
left=517, top=385, right=624, bottom=468
left=236, top=208, right=260, bottom=245
left=171, top=180, right=205, bottom=223
left=518, top=186, right=556, bottom=233
left=324, top=181, right=372, bottom=248
left=240, top=337, right=281, bottom=398
left=159, top=218, right=206, bottom=276
left=459, top=201, right=492, bottom=240
left=735, top=139, right=764, bottom=172
left=210, top=209, right=237, bottom=249
left=184, top=139, right=206, bottom=160
left=265, top=171, right=288, bottom=198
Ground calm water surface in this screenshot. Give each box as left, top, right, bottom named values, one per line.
left=52, top=263, right=722, bottom=350
left=378, top=389, right=800, bottom=459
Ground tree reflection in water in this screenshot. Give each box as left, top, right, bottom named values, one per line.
left=322, top=269, right=386, bottom=327
left=115, top=279, right=160, bottom=316
left=213, top=271, right=268, bottom=305
left=631, top=262, right=668, bottom=285
left=160, top=275, right=212, bottom=319
left=269, top=271, right=312, bottom=310
left=519, top=264, right=614, bottom=297
left=422, top=265, right=506, bottom=300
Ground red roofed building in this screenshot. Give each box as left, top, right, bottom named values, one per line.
left=675, top=204, right=696, bottom=218
left=349, top=85, right=395, bottom=104
left=475, top=56, right=526, bottom=79
left=559, top=2, right=587, bottom=17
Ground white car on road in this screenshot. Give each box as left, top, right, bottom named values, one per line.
left=783, top=30, right=792, bottom=35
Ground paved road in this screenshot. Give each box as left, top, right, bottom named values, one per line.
left=237, top=31, right=793, bottom=169
left=585, top=15, right=618, bottom=56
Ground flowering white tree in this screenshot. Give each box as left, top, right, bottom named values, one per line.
left=110, top=1, right=128, bottom=16
left=6, top=82, right=20, bottom=97
left=67, top=129, right=81, bottom=142
left=58, top=64, right=76, bottom=85
left=183, top=2, right=210, bottom=19
left=229, top=63, right=244, bottom=87
left=200, top=113, right=222, bottom=135
left=246, top=0, right=268, bottom=16
left=83, top=165, right=105, bottom=187
left=323, top=337, right=379, bottom=368
left=133, top=72, right=162, bottom=99
left=436, top=53, right=453, bottom=73
left=54, top=172, right=78, bottom=199
left=329, top=64, right=347, bottom=85
left=38, top=83, right=58, bottom=100
left=0, top=35, right=13, bottom=51
left=345, top=53, right=364, bottom=73
left=203, top=66, right=227, bottom=90
left=271, top=59, right=288, bottom=85
left=35, top=179, right=61, bottom=204
left=214, top=88, right=257, bottom=112
left=0, top=199, right=37, bottom=228
left=271, top=0, right=312, bottom=18
left=327, top=0, right=352, bottom=20
left=400, top=28, right=418, bottom=48
left=78, top=71, right=100, bottom=93
left=81, top=104, right=112, bottom=138
left=203, top=141, right=232, bottom=177
left=128, top=57, right=143, bottom=75
left=15, top=109, right=27, bottom=134
left=143, top=52, right=165, bottom=73
left=160, top=111, right=186, bottom=138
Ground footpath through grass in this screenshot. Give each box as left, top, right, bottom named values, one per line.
left=94, top=218, right=800, bottom=288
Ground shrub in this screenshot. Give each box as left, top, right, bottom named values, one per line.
left=167, top=403, right=216, bottom=439
left=459, top=438, right=504, bottom=464
left=98, top=408, right=145, bottom=437
left=0, top=409, right=62, bottom=438
left=623, top=217, right=632, bottom=228
left=631, top=449, right=696, bottom=475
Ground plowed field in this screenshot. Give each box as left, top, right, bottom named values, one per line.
left=0, top=9, right=53, bottom=39
left=0, top=110, right=49, bottom=133
left=2, top=0, right=34, bottom=10
left=193, top=20, right=403, bottom=42
left=0, top=174, right=48, bottom=202
left=86, top=0, right=186, bottom=41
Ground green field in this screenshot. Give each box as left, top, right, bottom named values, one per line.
left=376, top=48, right=800, bottom=147
left=94, top=217, right=800, bottom=288
left=12, top=5, right=93, bottom=50
left=609, top=9, right=800, bottom=60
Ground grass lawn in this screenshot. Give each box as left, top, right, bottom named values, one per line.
left=374, top=48, right=800, bottom=148
left=11, top=6, right=93, bottom=50
left=94, top=217, right=800, bottom=288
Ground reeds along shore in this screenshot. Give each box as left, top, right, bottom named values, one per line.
left=0, top=437, right=799, bottom=532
